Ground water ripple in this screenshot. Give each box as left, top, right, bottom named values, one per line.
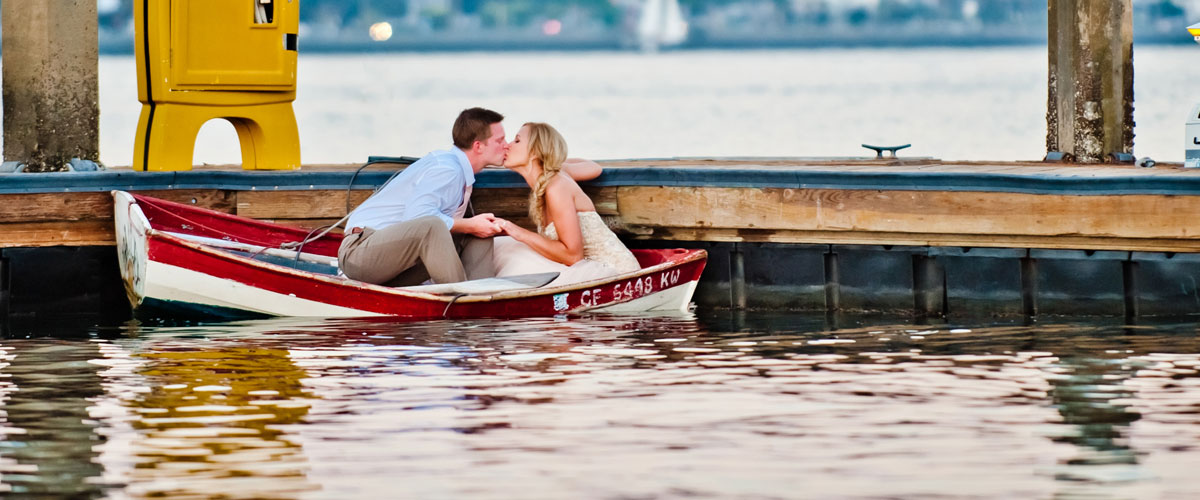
left=3, top=315, right=1200, bottom=497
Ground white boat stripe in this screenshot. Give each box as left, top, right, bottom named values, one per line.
left=144, top=261, right=380, bottom=318
left=591, top=279, right=698, bottom=313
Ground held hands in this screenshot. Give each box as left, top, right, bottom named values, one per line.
left=457, top=213, right=504, bottom=238
left=491, top=217, right=527, bottom=240
left=494, top=218, right=514, bottom=236
left=453, top=214, right=522, bottom=239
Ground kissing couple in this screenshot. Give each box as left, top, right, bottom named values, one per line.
left=337, top=107, right=640, bottom=288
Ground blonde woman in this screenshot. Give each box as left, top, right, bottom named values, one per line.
left=493, top=122, right=641, bottom=285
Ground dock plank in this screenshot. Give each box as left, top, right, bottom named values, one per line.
left=617, top=186, right=1200, bottom=240
left=640, top=227, right=1200, bottom=253
left=0, top=221, right=113, bottom=248
left=0, top=190, right=233, bottom=224
left=3, top=159, right=1200, bottom=253
left=232, top=187, right=599, bottom=222
left=236, top=190, right=367, bottom=219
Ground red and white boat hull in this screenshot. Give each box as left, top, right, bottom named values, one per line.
left=113, top=191, right=707, bottom=320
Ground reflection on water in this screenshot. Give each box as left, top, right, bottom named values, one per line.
left=120, top=341, right=316, bottom=498
left=0, top=341, right=106, bottom=497
left=3, top=313, right=1200, bottom=498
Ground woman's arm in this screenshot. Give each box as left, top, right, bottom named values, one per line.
left=562, top=158, right=602, bottom=181
left=498, top=177, right=585, bottom=266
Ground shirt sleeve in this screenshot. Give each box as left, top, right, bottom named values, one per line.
left=400, top=164, right=463, bottom=230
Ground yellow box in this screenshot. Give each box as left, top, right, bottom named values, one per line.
left=134, top=0, right=301, bottom=171
left=170, top=0, right=297, bottom=90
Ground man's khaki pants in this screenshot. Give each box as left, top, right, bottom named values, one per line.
left=337, top=216, right=494, bottom=287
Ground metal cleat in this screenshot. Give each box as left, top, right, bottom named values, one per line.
left=861, top=144, right=911, bottom=159
left=1044, top=151, right=1075, bottom=163
left=1107, top=152, right=1135, bottom=164
left=66, top=158, right=102, bottom=172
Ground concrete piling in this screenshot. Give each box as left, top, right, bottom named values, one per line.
left=912, top=255, right=946, bottom=319
left=730, top=244, right=747, bottom=310
left=2, top=1, right=100, bottom=172
left=1047, top=0, right=1134, bottom=163
left=823, top=252, right=840, bottom=312
left=1122, top=260, right=1139, bottom=321
left=1020, top=257, right=1038, bottom=317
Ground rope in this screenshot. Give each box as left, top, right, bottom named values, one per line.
left=345, top=157, right=417, bottom=214
left=280, top=215, right=350, bottom=261
left=144, top=157, right=418, bottom=265
left=139, top=199, right=279, bottom=248
left=277, top=158, right=417, bottom=260
left=281, top=157, right=418, bottom=261
left=443, top=293, right=467, bottom=317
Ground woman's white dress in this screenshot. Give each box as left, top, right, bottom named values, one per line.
left=493, top=211, right=641, bottom=286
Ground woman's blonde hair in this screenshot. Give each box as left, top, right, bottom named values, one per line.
left=523, top=122, right=568, bottom=229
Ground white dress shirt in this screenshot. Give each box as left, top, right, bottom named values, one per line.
left=346, top=147, right=475, bottom=231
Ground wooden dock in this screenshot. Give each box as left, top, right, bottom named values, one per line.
left=0, top=0, right=1157, bottom=322
left=4, top=157, right=1200, bottom=252
left=6, top=156, right=1200, bottom=319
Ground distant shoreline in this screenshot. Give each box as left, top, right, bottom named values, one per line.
left=93, top=30, right=1194, bottom=55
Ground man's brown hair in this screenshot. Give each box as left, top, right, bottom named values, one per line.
left=452, top=107, right=504, bottom=149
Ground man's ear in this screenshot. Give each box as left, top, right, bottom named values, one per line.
left=472, top=141, right=485, bottom=154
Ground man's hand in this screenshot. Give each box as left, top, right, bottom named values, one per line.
left=452, top=213, right=503, bottom=238
left=494, top=218, right=515, bottom=236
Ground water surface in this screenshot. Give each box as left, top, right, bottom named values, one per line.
left=90, top=46, right=1199, bottom=167
left=4, top=312, right=1200, bottom=498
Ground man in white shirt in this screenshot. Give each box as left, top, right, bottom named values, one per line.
left=338, top=107, right=509, bottom=286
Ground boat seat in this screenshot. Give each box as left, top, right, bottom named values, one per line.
left=227, top=249, right=340, bottom=276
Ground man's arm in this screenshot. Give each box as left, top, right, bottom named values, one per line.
left=403, top=163, right=503, bottom=237
left=563, top=158, right=602, bottom=181
left=452, top=214, right=503, bottom=237
left=407, top=175, right=502, bottom=237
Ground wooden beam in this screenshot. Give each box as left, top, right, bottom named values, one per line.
left=0, top=221, right=112, bottom=248
left=233, top=187, right=617, bottom=220
left=235, top=190, right=368, bottom=219
left=616, top=186, right=1200, bottom=240
left=631, top=227, right=1200, bottom=254
left=8, top=181, right=1200, bottom=254
left=0, top=190, right=234, bottom=224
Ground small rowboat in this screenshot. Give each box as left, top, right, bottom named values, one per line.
left=112, top=191, right=707, bottom=320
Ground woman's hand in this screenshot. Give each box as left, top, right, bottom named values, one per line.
left=452, top=213, right=503, bottom=238
left=494, top=218, right=513, bottom=236
left=495, top=218, right=530, bottom=240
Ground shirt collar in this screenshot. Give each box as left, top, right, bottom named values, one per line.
left=451, top=147, right=475, bottom=186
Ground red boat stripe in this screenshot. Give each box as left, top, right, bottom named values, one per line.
left=148, top=237, right=706, bottom=318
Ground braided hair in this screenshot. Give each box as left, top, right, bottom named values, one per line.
left=523, top=123, right=568, bottom=231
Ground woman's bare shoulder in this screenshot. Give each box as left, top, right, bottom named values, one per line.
left=547, top=172, right=593, bottom=211
left=546, top=172, right=581, bottom=194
